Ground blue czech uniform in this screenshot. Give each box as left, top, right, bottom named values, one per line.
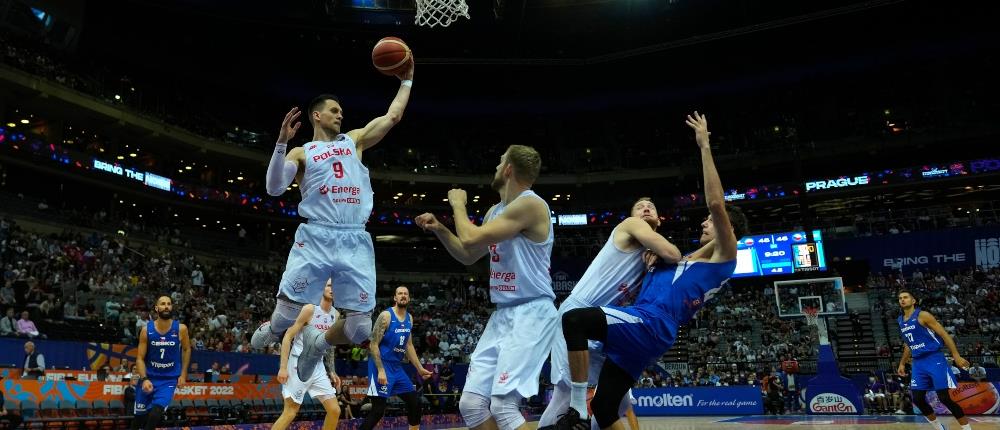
left=602, top=259, right=736, bottom=379
left=898, top=307, right=955, bottom=391
left=136, top=320, right=182, bottom=414
left=367, top=310, right=415, bottom=397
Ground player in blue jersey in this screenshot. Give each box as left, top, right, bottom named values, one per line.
left=556, top=112, right=747, bottom=430
left=896, top=290, right=972, bottom=430
left=133, top=296, right=191, bottom=430
left=361, top=286, right=433, bottom=430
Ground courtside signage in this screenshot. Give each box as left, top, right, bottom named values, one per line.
left=631, top=387, right=763, bottom=416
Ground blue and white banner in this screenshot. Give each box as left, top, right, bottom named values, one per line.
left=824, top=226, right=1000, bottom=273
left=631, top=387, right=764, bottom=416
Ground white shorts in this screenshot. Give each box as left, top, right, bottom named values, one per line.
left=465, top=298, right=558, bottom=398
left=550, top=296, right=606, bottom=387
left=282, top=354, right=337, bottom=405
left=278, top=222, right=375, bottom=312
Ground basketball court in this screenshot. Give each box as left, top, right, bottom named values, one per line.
left=429, top=416, right=995, bottom=430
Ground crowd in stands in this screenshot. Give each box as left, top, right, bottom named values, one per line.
left=0, top=34, right=268, bottom=149
left=869, top=267, right=1000, bottom=362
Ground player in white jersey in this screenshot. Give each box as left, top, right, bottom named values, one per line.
left=539, top=197, right=682, bottom=430
left=254, top=60, right=414, bottom=358
left=415, top=145, right=557, bottom=430
left=274, top=280, right=341, bottom=430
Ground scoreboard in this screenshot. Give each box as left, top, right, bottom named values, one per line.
left=732, top=230, right=827, bottom=278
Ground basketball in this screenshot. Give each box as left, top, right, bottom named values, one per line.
left=950, top=382, right=1000, bottom=415
left=372, top=37, right=412, bottom=76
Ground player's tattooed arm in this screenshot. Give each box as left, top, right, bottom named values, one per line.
left=369, top=311, right=390, bottom=374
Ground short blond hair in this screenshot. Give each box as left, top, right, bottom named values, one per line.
left=505, top=145, right=541, bottom=184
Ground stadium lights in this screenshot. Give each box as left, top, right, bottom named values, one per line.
left=114, top=95, right=121, bottom=100
left=292, top=183, right=298, bottom=187
left=116, top=155, right=124, bottom=160
left=20, top=119, right=29, bottom=124
left=129, top=153, right=137, bottom=158
left=442, top=198, right=448, bottom=202
left=185, top=166, right=192, bottom=170
left=237, top=176, right=244, bottom=180
left=6, top=123, right=15, bottom=127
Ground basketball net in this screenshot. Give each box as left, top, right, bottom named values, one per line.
left=415, top=0, right=470, bottom=27
left=803, top=307, right=830, bottom=346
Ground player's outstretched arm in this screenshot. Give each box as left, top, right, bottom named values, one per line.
left=266, top=107, right=305, bottom=196
left=370, top=311, right=390, bottom=385
left=276, top=305, right=315, bottom=384
left=347, top=61, right=414, bottom=155
left=619, top=217, right=681, bottom=263
left=178, top=324, right=192, bottom=386
left=920, top=311, right=970, bottom=369
left=415, top=212, right=489, bottom=265
left=449, top=188, right=547, bottom=249
left=686, top=111, right=737, bottom=261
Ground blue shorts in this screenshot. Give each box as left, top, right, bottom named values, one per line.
left=135, top=376, right=178, bottom=414
left=910, top=354, right=957, bottom=391
left=366, top=360, right=414, bottom=398
left=278, top=222, right=375, bottom=312
left=600, top=306, right=677, bottom=380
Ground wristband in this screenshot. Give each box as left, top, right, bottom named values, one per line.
left=401, top=80, right=413, bottom=88
left=275, top=142, right=288, bottom=154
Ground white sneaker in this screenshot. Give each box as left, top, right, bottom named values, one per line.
left=295, top=325, right=327, bottom=381
left=250, top=321, right=280, bottom=349
left=894, top=409, right=905, bottom=415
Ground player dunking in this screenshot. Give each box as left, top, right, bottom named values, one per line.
left=556, top=112, right=747, bottom=430
left=133, top=296, right=191, bottom=430
left=253, top=61, right=415, bottom=361
left=896, top=290, right=972, bottom=430
left=361, top=286, right=433, bottom=430
left=273, top=280, right=341, bottom=430
left=415, top=144, right=558, bottom=430
left=539, top=197, right=682, bottom=430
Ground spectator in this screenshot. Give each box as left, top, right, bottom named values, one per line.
left=22, top=341, right=45, bottom=379
left=0, top=308, right=16, bottom=336
left=969, top=363, right=987, bottom=382
left=191, top=265, right=204, bottom=287
left=16, top=311, right=42, bottom=338
left=63, top=297, right=79, bottom=319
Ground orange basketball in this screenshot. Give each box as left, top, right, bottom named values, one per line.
left=950, top=382, right=1000, bottom=415
left=372, top=37, right=412, bottom=76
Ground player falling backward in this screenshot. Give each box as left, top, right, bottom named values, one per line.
left=538, top=196, right=681, bottom=430
left=896, top=290, right=972, bottom=430
left=273, top=280, right=341, bottom=430
left=255, top=58, right=415, bottom=378
left=557, top=112, right=747, bottom=430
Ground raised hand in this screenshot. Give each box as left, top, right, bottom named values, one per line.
left=278, top=107, right=302, bottom=144
left=447, top=189, right=468, bottom=207
left=685, top=111, right=711, bottom=149
left=415, top=213, right=443, bottom=233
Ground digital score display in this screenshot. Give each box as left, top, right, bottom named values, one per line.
left=732, top=230, right=827, bottom=278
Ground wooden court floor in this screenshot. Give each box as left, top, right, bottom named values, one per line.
left=441, top=415, right=1000, bottom=430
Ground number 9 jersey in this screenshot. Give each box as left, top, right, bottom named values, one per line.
left=297, top=135, right=374, bottom=225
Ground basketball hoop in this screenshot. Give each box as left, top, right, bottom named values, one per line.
left=803, top=307, right=819, bottom=326
left=415, top=0, right=470, bottom=28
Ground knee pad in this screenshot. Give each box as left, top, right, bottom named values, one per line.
left=936, top=389, right=965, bottom=418
left=490, top=394, right=525, bottom=430
left=459, top=392, right=491, bottom=428
left=345, top=311, right=374, bottom=344
left=270, top=299, right=304, bottom=332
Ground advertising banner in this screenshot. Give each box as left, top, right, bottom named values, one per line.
left=631, top=387, right=763, bottom=416
left=824, top=226, right=1000, bottom=273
